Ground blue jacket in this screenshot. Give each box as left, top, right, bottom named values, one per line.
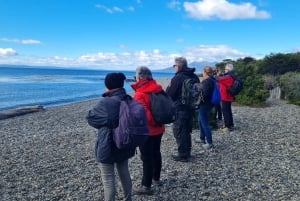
left=86, top=88, right=135, bottom=164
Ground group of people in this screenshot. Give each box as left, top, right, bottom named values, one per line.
left=86, top=57, right=236, bottom=200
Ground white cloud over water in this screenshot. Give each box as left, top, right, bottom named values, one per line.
left=0, top=45, right=249, bottom=70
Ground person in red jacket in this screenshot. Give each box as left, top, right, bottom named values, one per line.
left=217, top=63, right=235, bottom=132
left=131, top=66, right=165, bottom=195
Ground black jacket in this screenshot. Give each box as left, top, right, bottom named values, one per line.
left=86, top=88, right=135, bottom=164
left=166, top=67, right=200, bottom=108
left=199, top=76, right=215, bottom=105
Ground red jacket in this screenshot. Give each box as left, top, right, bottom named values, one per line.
left=131, top=79, right=165, bottom=136
left=217, top=74, right=234, bottom=102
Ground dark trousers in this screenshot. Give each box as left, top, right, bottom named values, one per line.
left=172, top=109, right=193, bottom=158
left=221, top=101, right=234, bottom=128
left=214, top=103, right=222, bottom=120
left=139, top=134, right=163, bottom=187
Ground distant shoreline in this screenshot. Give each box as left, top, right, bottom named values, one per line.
left=0, top=77, right=172, bottom=119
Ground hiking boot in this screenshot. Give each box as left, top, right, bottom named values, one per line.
left=195, top=138, right=206, bottom=144
left=202, top=143, right=213, bottom=150
left=133, top=185, right=154, bottom=195
left=171, top=155, right=188, bottom=162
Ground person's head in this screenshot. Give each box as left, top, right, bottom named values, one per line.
left=203, top=66, right=214, bottom=78
left=173, top=57, right=188, bottom=72
left=104, top=72, right=126, bottom=90
left=135, top=66, right=152, bottom=81
left=225, top=63, right=234, bottom=73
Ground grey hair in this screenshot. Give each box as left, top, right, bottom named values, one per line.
left=174, top=57, right=188, bottom=70
left=225, top=63, right=234, bottom=71
left=136, top=66, right=153, bottom=80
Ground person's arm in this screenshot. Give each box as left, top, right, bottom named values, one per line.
left=86, top=99, right=109, bottom=129
left=166, top=77, right=180, bottom=101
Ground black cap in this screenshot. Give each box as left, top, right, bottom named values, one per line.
left=104, top=73, right=126, bottom=90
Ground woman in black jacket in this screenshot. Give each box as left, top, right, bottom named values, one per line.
left=197, top=67, right=215, bottom=149
left=86, top=72, right=135, bottom=201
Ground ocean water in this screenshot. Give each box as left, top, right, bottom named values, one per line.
left=0, top=66, right=173, bottom=111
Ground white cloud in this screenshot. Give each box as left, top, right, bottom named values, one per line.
left=0, top=45, right=252, bottom=70
left=1, top=38, right=41, bottom=44
left=0, top=48, right=18, bottom=56
left=128, top=6, right=135, bottom=12
left=183, top=45, right=249, bottom=62
left=95, top=4, right=123, bottom=13
left=184, top=0, right=271, bottom=20
left=168, top=0, right=182, bottom=11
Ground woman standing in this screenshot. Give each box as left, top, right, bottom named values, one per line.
left=131, top=66, right=165, bottom=195
left=86, top=73, right=135, bottom=201
left=197, top=67, right=215, bottom=149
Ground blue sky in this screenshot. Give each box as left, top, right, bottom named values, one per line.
left=0, top=0, right=299, bottom=70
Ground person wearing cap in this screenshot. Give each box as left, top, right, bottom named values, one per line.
left=217, top=63, right=235, bottom=132
left=131, top=66, right=165, bottom=195
left=86, top=72, right=135, bottom=201
left=166, top=57, right=200, bottom=162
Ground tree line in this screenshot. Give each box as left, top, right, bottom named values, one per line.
left=216, top=52, right=300, bottom=106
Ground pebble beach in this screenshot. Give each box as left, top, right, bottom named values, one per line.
left=0, top=97, right=299, bottom=201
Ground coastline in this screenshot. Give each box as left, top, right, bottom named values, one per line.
left=1, top=98, right=299, bottom=200
left=0, top=77, right=171, bottom=120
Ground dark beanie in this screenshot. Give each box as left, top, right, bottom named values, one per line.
left=104, top=73, right=126, bottom=90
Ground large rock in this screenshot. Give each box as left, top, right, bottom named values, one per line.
left=0, top=105, right=45, bottom=120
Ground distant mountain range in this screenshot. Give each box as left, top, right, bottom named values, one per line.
left=1, top=61, right=217, bottom=73
left=154, top=61, right=217, bottom=74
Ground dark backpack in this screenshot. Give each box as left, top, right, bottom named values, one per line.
left=181, top=78, right=203, bottom=109
left=150, top=91, right=176, bottom=125
left=211, top=79, right=221, bottom=105
left=227, top=77, right=244, bottom=96
left=111, top=95, right=149, bottom=149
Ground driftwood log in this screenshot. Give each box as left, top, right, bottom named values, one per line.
left=0, top=105, right=45, bottom=120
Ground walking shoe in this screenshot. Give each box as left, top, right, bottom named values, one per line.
left=228, top=127, right=234, bottom=132
left=133, top=185, right=154, bottom=195
left=202, top=143, right=213, bottom=150
left=195, top=138, right=206, bottom=144
left=220, top=126, right=229, bottom=132
left=171, top=155, right=188, bottom=162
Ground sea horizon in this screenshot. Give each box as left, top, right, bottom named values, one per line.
left=0, top=66, right=173, bottom=111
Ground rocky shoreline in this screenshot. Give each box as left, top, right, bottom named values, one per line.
left=0, top=99, right=299, bottom=201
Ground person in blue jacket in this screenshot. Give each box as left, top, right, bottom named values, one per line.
left=86, top=72, right=135, bottom=201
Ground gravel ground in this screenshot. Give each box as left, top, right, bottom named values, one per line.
left=0, top=99, right=299, bottom=201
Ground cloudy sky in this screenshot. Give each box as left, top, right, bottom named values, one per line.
left=0, top=0, right=299, bottom=70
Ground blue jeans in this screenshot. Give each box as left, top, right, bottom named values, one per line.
left=198, top=104, right=213, bottom=144
left=99, top=160, right=132, bottom=201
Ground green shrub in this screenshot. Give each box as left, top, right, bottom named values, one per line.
left=192, top=109, right=218, bottom=130
left=279, top=72, right=300, bottom=106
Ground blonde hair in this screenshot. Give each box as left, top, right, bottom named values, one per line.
left=203, top=66, right=214, bottom=77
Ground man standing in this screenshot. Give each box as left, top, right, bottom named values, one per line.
left=217, top=63, right=235, bottom=132
left=166, top=57, right=200, bottom=162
